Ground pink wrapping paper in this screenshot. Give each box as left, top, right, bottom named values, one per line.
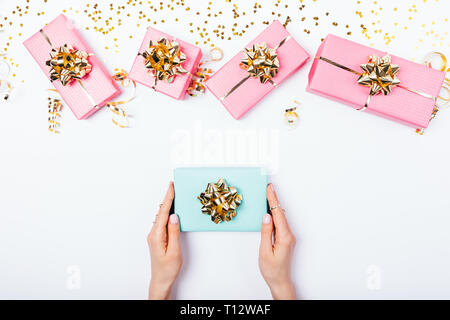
left=128, top=27, right=202, bottom=100
left=205, top=20, right=310, bottom=120
left=307, top=34, right=446, bottom=129
left=23, top=14, right=120, bottom=120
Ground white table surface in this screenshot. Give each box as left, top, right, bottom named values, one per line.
left=0, top=0, right=449, bottom=299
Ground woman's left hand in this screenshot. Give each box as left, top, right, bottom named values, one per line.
left=147, top=182, right=182, bottom=300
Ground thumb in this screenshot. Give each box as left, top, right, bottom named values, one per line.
left=167, top=214, right=181, bottom=254
left=260, top=214, right=274, bottom=254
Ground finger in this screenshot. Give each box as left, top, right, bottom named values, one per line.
left=260, top=214, right=274, bottom=255
left=267, top=183, right=292, bottom=239
left=154, top=182, right=175, bottom=230
left=167, top=214, right=181, bottom=254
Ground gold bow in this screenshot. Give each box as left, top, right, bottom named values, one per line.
left=198, top=178, right=243, bottom=224
left=357, top=54, right=400, bottom=96
left=140, top=38, right=187, bottom=85
left=240, top=43, right=280, bottom=84
left=46, top=44, right=92, bottom=86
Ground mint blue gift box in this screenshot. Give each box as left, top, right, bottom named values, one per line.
left=174, top=167, right=268, bottom=232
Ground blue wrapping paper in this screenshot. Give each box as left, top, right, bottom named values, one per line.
left=174, top=167, right=268, bottom=232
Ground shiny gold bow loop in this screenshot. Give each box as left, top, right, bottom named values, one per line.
left=357, top=54, right=400, bottom=96
left=198, top=178, right=243, bottom=224
left=46, top=44, right=92, bottom=86
left=139, top=37, right=188, bottom=88
left=220, top=35, right=291, bottom=101
left=240, top=42, right=280, bottom=84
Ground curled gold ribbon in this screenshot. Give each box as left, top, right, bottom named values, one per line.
left=415, top=52, right=450, bottom=135
left=104, top=69, right=137, bottom=128
left=220, top=35, right=291, bottom=101
left=423, top=51, right=450, bottom=107
left=187, top=47, right=224, bottom=97
left=48, top=96, right=63, bottom=134
left=284, top=100, right=300, bottom=127
left=187, top=61, right=213, bottom=96
left=139, top=37, right=187, bottom=88
left=46, top=44, right=92, bottom=86
left=0, top=53, right=14, bottom=101
left=198, top=178, right=242, bottom=224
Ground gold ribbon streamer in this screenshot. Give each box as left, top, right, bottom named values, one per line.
left=415, top=52, right=450, bottom=135
left=0, top=53, right=14, bottom=101
left=139, top=37, right=187, bottom=89
left=198, top=178, right=243, bottom=224
left=187, top=47, right=224, bottom=97
left=104, top=69, right=137, bottom=128
left=423, top=51, right=450, bottom=107
left=284, top=100, right=300, bottom=127
left=187, top=61, right=214, bottom=96
left=220, top=35, right=292, bottom=101
left=48, top=96, right=63, bottom=133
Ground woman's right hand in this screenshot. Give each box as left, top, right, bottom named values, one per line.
left=259, top=183, right=297, bottom=300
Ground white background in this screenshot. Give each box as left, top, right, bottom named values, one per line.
left=0, top=0, right=449, bottom=299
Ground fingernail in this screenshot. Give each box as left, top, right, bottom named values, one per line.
left=169, top=214, right=179, bottom=224
left=263, top=214, right=272, bottom=224
left=269, top=183, right=274, bottom=192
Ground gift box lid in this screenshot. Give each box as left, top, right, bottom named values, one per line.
left=307, top=34, right=446, bottom=129
left=174, top=167, right=268, bottom=232
left=23, top=14, right=120, bottom=120
left=205, top=20, right=310, bottom=120
left=128, top=27, right=202, bottom=100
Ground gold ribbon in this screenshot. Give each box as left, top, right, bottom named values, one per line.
left=48, top=96, right=63, bottom=133
left=220, top=35, right=291, bottom=101
left=0, top=53, right=14, bottom=101
left=415, top=52, right=450, bottom=135
left=423, top=51, right=450, bottom=107
left=187, top=47, right=224, bottom=97
left=198, top=178, right=243, bottom=224
left=0, top=78, right=14, bottom=101
left=139, top=37, right=187, bottom=89
left=46, top=44, right=92, bottom=86
left=284, top=100, right=300, bottom=127
left=104, top=69, right=137, bottom=128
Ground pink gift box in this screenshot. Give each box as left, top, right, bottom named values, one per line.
left=23, top=14, right=120, bottom=120
left=307, top=34, right=446, bottom=129
left=205, top=20, right=310, bottom=120
left=128, top=27, right=202, bottom=100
